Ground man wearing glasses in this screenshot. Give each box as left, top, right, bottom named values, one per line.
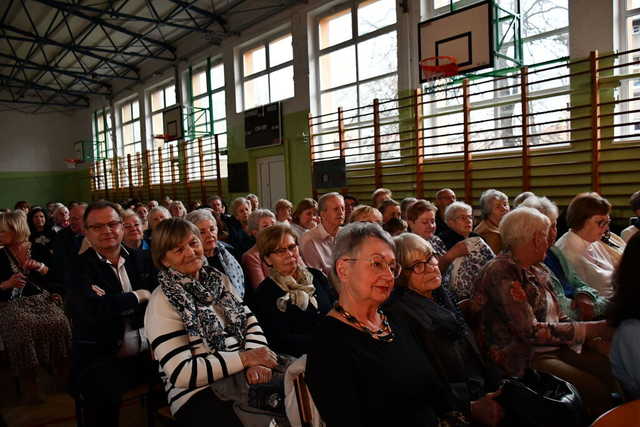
left=68, top=200, right=156, bottom=427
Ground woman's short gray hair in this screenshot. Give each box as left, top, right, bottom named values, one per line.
left=149, top=205, right=171, bottom=219
left=122, top=209, right=139, bottom=222
left=444, top=201, right=472, bottom=223
left=331, top=222, right=395, bottom=291
left=500, top=207, right=550, bottom=250
left=230, top=197, right=249, bottom=216
left=394, top=233, right=434, bottom=288
left=248, top=209, right=276, bottom=233
left=519, top=196, right=559, bottom=222
left=185, top=209, right=215, bottom=226
left=479, top=189, right=509, bottom=219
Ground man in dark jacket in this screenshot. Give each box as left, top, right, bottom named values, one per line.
left=68, top=200, right=156, bottom=427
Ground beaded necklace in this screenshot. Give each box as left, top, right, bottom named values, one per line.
left=334, top=302, right=395, bottom=342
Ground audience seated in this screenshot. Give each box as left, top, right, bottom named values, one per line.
left=290, top=198, right=318, bottom=241
left=224, top=197, right=255, bottom=256
left=513, top=191, right=535, bottom=207
left=168, top=200, right=187, bottom=218
left=207, top=195, right=231, bottom=241
left=300, top=192, right=344, bottom=278
left=343, top=194, right=359, bottom=222
left=241, top=209, right=276, bottom=289
left=133, top=203, right=149, bottom=231
left=371, top=187, right=392, bottom=208
left=434, top=188, right=456, bottom=236
left=440, top=202, right=494, bottom=302
left=470, top=207, right=615, bottom=418
left=252, top=224, right=334, bottom=357
left=388, top=233, right=502, bottom=426
left=246, top=193, right=260, bottom=211
left=145, top=205, right=171, bottom=242
left=51, top=204, right=69, bottom=233
left=521, top=196, right=608, bottom=320
left=379, top=199, right=401, bottom=225
left=608, top=234, right=640, bottom=400
left=400, top=197, right=417, bottom=220
left=51, top=202, right=87, bottom=288
left=145, top=218, right=276, bottom=426
left=27, top=206, right=56, bottom=260
left=555, top=192, right=617, bottom=298
left=184, top=209, right=245, bottom=299
left=474, top=189, right=510, bottom=254
left=0, top=211, right=71, bottom=402
left=122, top=209, right=149, bottom=250
left=68, top=201, right=156, bottom=427
left=306, top=222, right=464, bottom=426
left=621, top=190, right=640, bottom=243
left=383, top=217, right=407, bottom=236
left=274, top=199, right=293, bottom=224
left=349, top=204, right=382, bottom=224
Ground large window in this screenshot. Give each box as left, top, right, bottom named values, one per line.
left=421, top=0, right=569, bottom=156
left=92, top=108, right=114, bottom=190
left=616, top=0, right=640, bottom=139
left=313, top=0, right=399, bottom=163
left=118, top=98, right=142, bottom=156
left=240, top=32, right=294, bottom=110
left=148, top=82, right=177, bottom=185
left=188, top=60, right=228, bottom=180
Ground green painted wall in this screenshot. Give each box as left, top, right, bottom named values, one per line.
left=0, top=168, right=91, bottom=209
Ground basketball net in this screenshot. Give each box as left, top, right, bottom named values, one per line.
left=420, top=56, right=459, bottom=96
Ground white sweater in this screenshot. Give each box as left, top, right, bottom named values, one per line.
left=144, top=282, right=268, bottom=415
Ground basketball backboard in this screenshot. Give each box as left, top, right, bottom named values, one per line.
left=418, top=0, right=494, bottom=82
left=162, top=105, right=183, bottom=142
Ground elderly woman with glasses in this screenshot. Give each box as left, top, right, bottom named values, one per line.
left=555, top=193, right=619, bottom=299
left=440, top=202, right=494, bottom=302
left=122, top=209, right=149, bottom=250
left=306, top=222, right=465, bottom=426
left=252, top=224, right=334, bottom=357
left=474, top=189, right=510, bottom=255
left=387, top=233, right=503, bottom=426
left=145, top=218, right=278, bottom=426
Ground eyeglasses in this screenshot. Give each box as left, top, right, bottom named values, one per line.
left=86, top=221, right=123, bottom=232
left=454, top=215, right=473, bottom=221
left=594, top=217, right=611, bottom=228
left=123, top=222, right=141, bottom=230
left=270, top=243, right=298, bottom=256
left=344, top=255, right=401, bottom=278
left=404, top=255, right=438, bottom=274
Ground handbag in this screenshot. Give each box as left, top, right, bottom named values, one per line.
left=496, top=369, right=584, bottom=427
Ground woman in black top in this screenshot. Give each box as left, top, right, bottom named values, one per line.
left=252, top=224, right=334, bottom=357
left=27, top=207, right=56, bottom=261
left=305, top=222, right=465, bottom=426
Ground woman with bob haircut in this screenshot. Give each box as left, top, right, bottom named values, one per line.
left=555, top=192, right=618, bottom=298
left=290, top=198, right=318, bottom=241
left=608, top=234, right=640, bottom=400
left=224, top=197, right=254, bottom=256
left=144, top=218, right=278, bottom=426
left=306, top=222, right=465, bottom=426
left=252, top=224, right=334, bottom=357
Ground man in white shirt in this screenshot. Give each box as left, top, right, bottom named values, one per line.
left=300, top=192, right=345, bottom=278
left=69, top=200, right=156, bottom=427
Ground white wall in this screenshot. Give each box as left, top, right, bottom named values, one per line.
left=0, top=108, right=91, bottom=172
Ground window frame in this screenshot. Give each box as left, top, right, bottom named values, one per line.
left=615, top=0, right=640, bottom=141
left=147, top=81, right=178, bottom=185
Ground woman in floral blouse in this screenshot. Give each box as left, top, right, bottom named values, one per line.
left=470, top=207, right=615, bottom=419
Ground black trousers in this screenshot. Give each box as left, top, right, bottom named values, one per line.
left=174, top=388, right=243, bottom=427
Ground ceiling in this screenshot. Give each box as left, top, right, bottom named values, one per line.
left=0, top=0, right=304, bottom=113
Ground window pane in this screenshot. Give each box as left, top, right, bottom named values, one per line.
left=319, top=45, right=356, bottom=90
left=359, top=75, right=398, bottom=107
left=270, top=66, right=295, bottom=102
left=152, top=112, right=164, bottom=137
left=629, top=0, right=640, bottom=9
left=123, top=123, right=133, bottom=146
left=320, top=85, right=358, bottom=116
left=192, top=69, right=208, bottom=96
left=213, top=119, right=227, bottom=134
left=319, top=9, right=352, bottom=50
left=97, top=114, right=104, bottom=132
left=521, top=0, right=568, bottom=38
left=211, top=63, right=224, bottom=89
left=269, top=34, right=293, bottom=67
left=133, top=121, right=141, bottom=142
left=244, top=74, right=269, bottom=109
left=132, top=100, right=139, bottom=119
left=243, top=45, right=267, bottom=76
left=122, top=103, right=131, bottom=122
left=151, top=89, right=164, bottom=112
left=166, top=85, right=176, bottom=107
left=211, top=91, right=226, bottom=121
left=358, top=0, right=396, bottom=36
left=357, top=31, right=397, bottom=80
left=194, top=97, right=210, bottom=129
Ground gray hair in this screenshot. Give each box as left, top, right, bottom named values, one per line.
left=248, top=209, right=276, bottom=233
left=318, top=192, right=343, bottom=213
left=513, top=191, right=536, bottom=207
left=349, top=205, right=382, bottom=223
left=519, top=196, right=559, bottom=222
left=331, top=222, right=395, bottom=292
left=122, top=209, right=139, bottom=222
left=149, top=205, right=171, bottom=219
left=230, top=197, right=249, bottom=215
left=479, top=189, right=509, bottom=219
left=393, top=233, right=434, bottom=289
left=444, top=201, right=472, bottom=223
left=185, top=209, right=216, bottom=226
left=499, top=207, right=550, bottom=250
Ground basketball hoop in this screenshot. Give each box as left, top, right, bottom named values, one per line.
left=64, top=158, right=82, bottom=169
left=154, top=134, right=174, bottom=141
left=420, top=56, right=459, bottom=95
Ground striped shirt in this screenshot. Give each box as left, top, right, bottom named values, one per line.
left=144, top=277, right=268, bottom=415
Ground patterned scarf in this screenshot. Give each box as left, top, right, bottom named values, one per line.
left=215, top=244, right=245, bottom=300
left=269, top=264, right=317, bottom=312
left=159, top=265, right=248, bottom=352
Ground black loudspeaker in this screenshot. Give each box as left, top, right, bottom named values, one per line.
left=313, top=158, right=346, bottom=189
left=228, top=162, right=249, bottom=193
